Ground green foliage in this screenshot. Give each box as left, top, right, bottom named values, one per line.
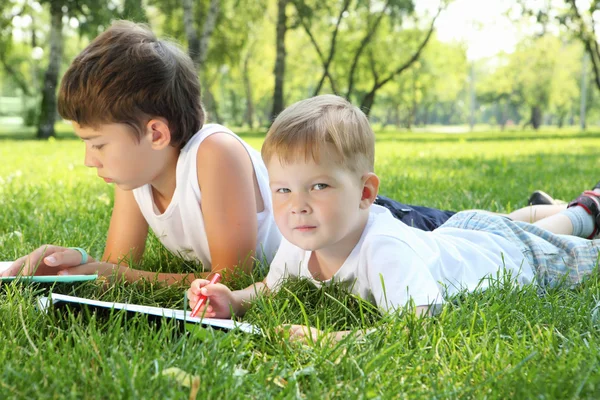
left=23, top=106, right=38, bottom=126
left=371, top=34, right=468, bottom=128
left=0, top=0, right=595, bottom=130
left=121, top=0, right=148, bottom=22
left=477, top=34, right=583, bottom=128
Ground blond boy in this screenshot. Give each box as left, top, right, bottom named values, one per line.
left=188, top=95, right=600, bottom=342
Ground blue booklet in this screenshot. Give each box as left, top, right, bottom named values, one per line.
left=0, top=261, right=98, bottom=282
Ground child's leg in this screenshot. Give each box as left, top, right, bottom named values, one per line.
left=507, top=204, right=567, bottom=224
left=535, top=186, right=600, bottom=238
left=532, top=213, right=575, bottom=235
left=442, top=211, right=600, bottom=288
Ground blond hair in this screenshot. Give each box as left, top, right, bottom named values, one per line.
left=261, top=95, right=375, bottom=174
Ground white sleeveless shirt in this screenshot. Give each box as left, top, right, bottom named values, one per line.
left=133, top=124, right=281, bottom=270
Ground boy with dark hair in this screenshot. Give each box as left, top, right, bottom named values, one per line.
left=4, top=21, right=281, bottom=283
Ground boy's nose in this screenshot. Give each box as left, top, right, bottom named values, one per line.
left=290, top=194, right=311, bottom=214
left=83, top=149, right=101, bottom=168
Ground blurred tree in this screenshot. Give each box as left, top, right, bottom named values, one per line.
left=548, top=40, right=582, bottom=127
left=36, top=0, right=143, bottom=139
left=517, top=0, right=600, bottom=94
left=402, top=37, right=467, bottom=128
left=150, top=0, right=266, bottom=124
left=0, top=1, right=32, bottom=97
left=477, top=56, right=524, bottom=130
left=289, top=0, right=444, bottom=115
left=271, top=0, right=288, bottom=119
left=477, top=34, right=581, bottom=130
left=181, top=0, right=219, bottom=69
left=36, top=0, right=63, bottom=139
left=122, top=0, right=147, bottom=22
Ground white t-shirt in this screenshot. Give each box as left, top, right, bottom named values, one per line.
left=265, top=205, right=534, bottom=312
left=133, top=124, right=281, bottom=270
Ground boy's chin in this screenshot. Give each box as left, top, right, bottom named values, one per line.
left=114, top=182, right=139, bottom=191
left=285, top=237, right=324, bottom=252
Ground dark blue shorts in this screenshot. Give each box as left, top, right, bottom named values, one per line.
left=374, top=195, right=455, bottom=231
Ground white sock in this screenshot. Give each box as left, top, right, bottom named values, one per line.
left=560, top=206, right=596, bottom=238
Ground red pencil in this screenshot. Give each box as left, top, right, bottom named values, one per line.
left=190, top=273, right=221, bottom=318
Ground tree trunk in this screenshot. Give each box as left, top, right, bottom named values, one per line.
left=293, top=0, right=350, bottom=96
left=198, top=0, right=220, bottom=67
left=557, top=113, right=565, bottom=128
left=530, top=105, right=542, bottom=130
left=37, top=0, right=63, bottom=139
left=346, top=0, right=391, bottom=99
left=358, top=7, right=440, bottom=115
left=204, top=87, right=222, bottom=124
left=422, top=104, right=430, bottom=125
left=410, top=71, right=417, bottom=127
left=566, top=0, right=600, bottom=94
left=229, top=89, right=241, bottom=126
left=243, top=49, right=254, bottom=128
left=182, top=0, right=200, bottom=63
left=183, top=0, right=219, bottom=70
left=361, top=91, right=376, bottom=117
left=271, top=0, right=288, bottom=120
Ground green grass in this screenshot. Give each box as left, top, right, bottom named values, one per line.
left=2, top=124, right=600, bottom=398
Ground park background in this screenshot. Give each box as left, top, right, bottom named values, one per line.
left=0, top=0, right=599, bottom=135
left=2, top=0, right=600, bottom=398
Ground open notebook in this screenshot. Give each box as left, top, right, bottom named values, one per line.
left=0, top=261, right=12, bottom=273
left=0, top=261, right=98, bottom=282
left=39, top=293, right=259, bottom=334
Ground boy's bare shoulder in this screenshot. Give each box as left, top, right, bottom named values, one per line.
left=195, top=131, right=254, bottom=183
left=196, top=131, right=247, bottom=160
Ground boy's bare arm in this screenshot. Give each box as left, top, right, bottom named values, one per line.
left=196, top=133, right=260, bottom=274
left=3, top=188, right=151, bottom=278
left=103, top=187, right=149, bottom=264
left=230, top=281, right=268, bottom=316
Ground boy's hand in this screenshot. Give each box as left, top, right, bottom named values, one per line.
left=57, top=262, right=123, bottom=278
left=187, top=279, right=236, bottom=318
left=280, top=325, right=364, bottom=345
left=1, top=245, right=95, bottom=277
left=284, top=324, right=322, bottom=343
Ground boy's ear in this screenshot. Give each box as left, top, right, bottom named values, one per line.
left=145, top=118, right=171, bottom=149
left=360, top=172, right=380, bottom=209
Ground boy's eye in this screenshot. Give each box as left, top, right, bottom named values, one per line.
left=312, top=183, right=329, bottom=191
left=276, top=188, right=291, bottom=194
left=92, top=144, right=105, bottom=150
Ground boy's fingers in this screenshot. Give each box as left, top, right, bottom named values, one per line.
left=57, top=265, right=94, bottom=276
left=44, top=249, right=86, bottom=267
left=57, top=262, right=112, bottom=277
left=186, top=291, right=201, bottom=308
left=190, top=304, right=214, bottom=317
left=2, top=258, right=25, bottom=277
left=190, top=279, right=210, bottom=291
left=5, top=255, right=42, bottom=276
left=202, top=282, right=226, bottom=296
left=31, top=245, right=62, bottom=260
left=6, top=257, right=24, bottom=271
left=288, top=325, right=305, bottom=338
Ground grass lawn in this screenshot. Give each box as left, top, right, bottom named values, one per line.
left=1, top=124, right=600, bottom=398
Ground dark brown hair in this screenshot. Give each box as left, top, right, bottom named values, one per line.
left=58, top=20, right=204, bottom=148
